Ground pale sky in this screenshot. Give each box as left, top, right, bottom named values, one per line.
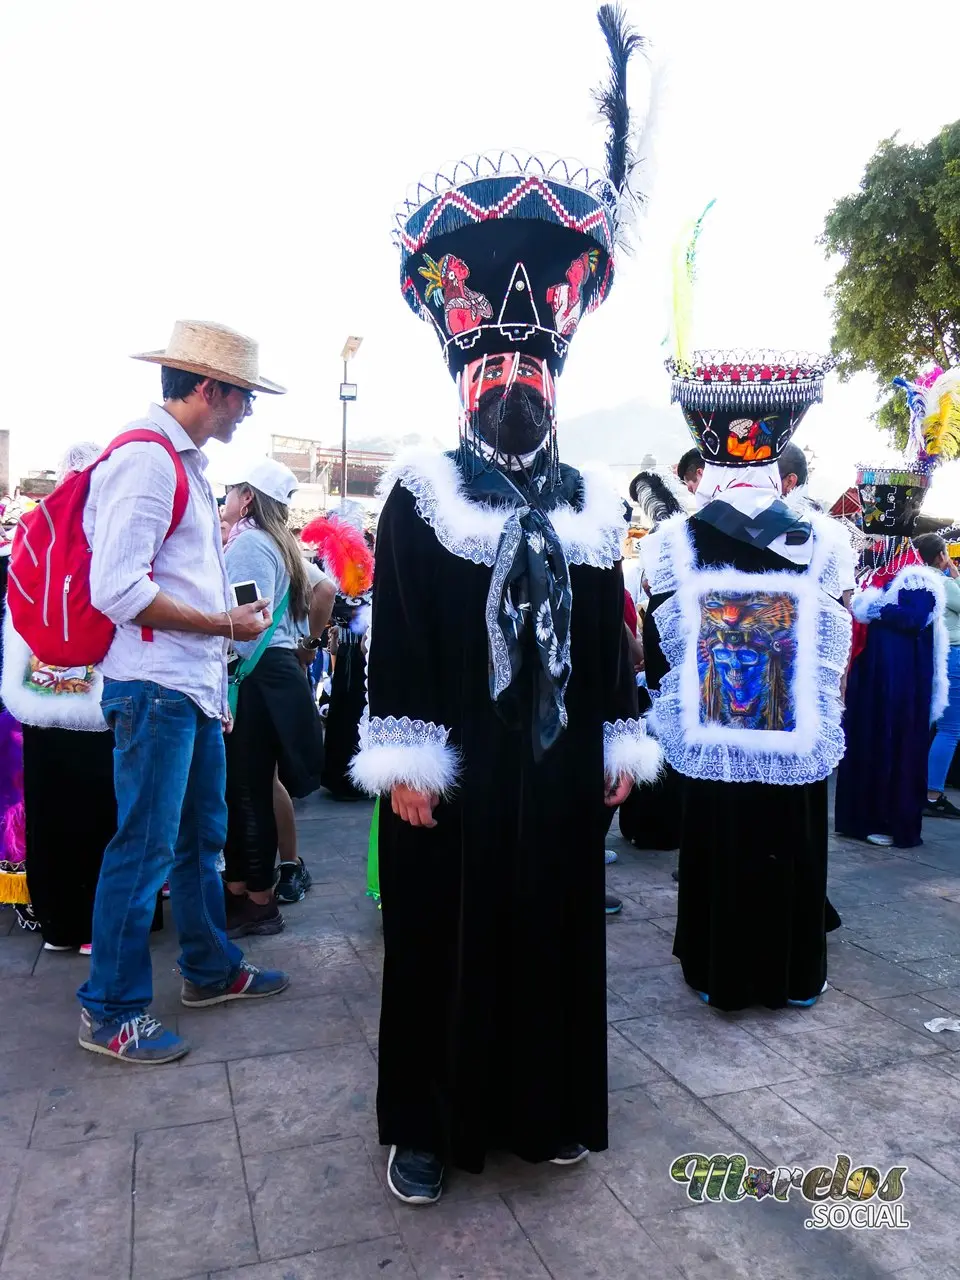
left=3, top=0, right=960, bottom=513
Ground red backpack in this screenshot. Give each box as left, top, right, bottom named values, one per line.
left=7, top=430, right=189, bottom=667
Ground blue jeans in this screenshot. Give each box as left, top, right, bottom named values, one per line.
left=78, top=680, right=243, bottom=1025
left=929, top=647, right=960, bottom=793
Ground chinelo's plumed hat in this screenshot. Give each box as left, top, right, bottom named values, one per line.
left=856, top=366, right=960, bottom=538
left=394, top=5, right=655, bottom=383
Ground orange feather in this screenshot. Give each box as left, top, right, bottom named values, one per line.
left=301, top=515, right=373, bottom=597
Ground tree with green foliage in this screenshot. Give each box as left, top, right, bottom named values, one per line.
left=821, top=120, right=960, bottom=447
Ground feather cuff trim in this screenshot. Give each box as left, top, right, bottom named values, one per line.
left=379, top=448, right=626, bottom=569
left=349, top=716, right=460, bottom=798
left=603, top=718, right=663, bottom=785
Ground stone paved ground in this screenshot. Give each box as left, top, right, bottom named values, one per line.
left=3, top=790, right=960, bottom=1279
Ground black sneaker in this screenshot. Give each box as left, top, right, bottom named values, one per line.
left=671, top=869, right=679, bottom=883
left=386, top=1146, right=444, bottom=1205
left=924, top=795, right=960, bottom=819
left=276, top=858, right=312, bottom=904
left=605, top=893, right=623, bottom=916
left=550, top=1144, right=589, bottom=1166
left=226, top=896, right=285, bottom=939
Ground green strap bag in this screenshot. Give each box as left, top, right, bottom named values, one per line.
left=227, top=589, right=289, bottom=719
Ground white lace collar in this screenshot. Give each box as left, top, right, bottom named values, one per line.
left=379, top=448, right=626, bottom=569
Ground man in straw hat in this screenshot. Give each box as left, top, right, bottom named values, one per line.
left=76, top=320, right=291, bottom=1064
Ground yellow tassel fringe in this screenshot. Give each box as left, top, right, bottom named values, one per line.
left=0, top=868, right=31, bottom=906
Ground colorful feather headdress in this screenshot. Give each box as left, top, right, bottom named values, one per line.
left=893, top=366, right=960, bottom=470
left=301, top=515, right=374, bottom=598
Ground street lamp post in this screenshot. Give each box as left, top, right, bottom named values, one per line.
left=339, top=336, right=363, bottom=507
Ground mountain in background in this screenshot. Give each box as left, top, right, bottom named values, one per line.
left=558, top=398, right=690, bottom=486
left=353, top=400, right=690, bottom=492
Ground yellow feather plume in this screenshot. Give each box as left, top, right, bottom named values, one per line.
left=671, top=200, right=715, bottom=370
left=923, top=384, right=960, bottom=463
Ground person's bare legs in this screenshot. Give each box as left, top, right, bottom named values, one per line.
left=274, top=772, right=298, bottom=865
left=274, top=771, right=312, bottom=903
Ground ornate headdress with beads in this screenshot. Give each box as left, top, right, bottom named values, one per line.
left=856, top=366, right=960, bottom=539
left=855, top=465, right=932, bottom=539
left=394, top=6, right=654, bottom=388
left=666, top=350, right=833, bottom=469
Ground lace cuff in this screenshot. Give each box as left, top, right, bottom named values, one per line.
left=349, top=716, right=460, bottom=798
left=603, top=718, right=663, bottom=785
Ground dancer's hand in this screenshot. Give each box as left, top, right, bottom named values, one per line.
left=392, top=786, right=438, bottom=828
left=604, top=773, right=633, bottom=807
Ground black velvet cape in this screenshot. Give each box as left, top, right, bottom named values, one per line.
left=644, top=517, right=831, bottom=1012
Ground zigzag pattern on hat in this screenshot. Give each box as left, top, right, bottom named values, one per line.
left=397, top=174, right=616, bottom=258
left=394, top=152, right=617, bottom=224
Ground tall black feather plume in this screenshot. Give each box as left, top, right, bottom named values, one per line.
left=629, top=471, right=683, bottom=528
left=594, top=4, right=646, bottom=198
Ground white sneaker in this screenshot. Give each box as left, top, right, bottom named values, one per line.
left=866, top=834, right=894, bottom=847
left=43, top=942, right=73, bottom=952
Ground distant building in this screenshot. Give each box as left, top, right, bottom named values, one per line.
left=18, top=470, right=56, bottom=498
left=270, top=435, right=394, bottom=515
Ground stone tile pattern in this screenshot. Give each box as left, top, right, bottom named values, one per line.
left=2, top=789, right=960, bottom=1278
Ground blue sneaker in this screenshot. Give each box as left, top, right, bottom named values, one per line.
left=604, top=849, right=618, bottom=865
left=605, top=893, right=623, bottom=915
left=180, top=960, right=290, bottom=1008
left=78, top=1009, right=189, bottom=1064
left=387, top=1146, right=444, bottom=1205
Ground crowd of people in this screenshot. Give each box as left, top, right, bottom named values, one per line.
left=0, top=3, right=959, bottom=1214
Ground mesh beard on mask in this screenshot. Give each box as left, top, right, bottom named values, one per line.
left=475, top=384, right=550, bottom=458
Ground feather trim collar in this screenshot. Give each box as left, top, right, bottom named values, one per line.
left=379, top=448, right=626, bottom=568
left=1, top=610, right=107, bottom=731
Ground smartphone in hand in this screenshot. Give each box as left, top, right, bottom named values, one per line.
left=232, top=580, right=261, bottom=609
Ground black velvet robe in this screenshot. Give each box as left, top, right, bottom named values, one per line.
left=369, top=480, right=640, bottom=1173
left=645, top=518, right=831, bottom=1012
left=321, top=600, right=368, bottom=801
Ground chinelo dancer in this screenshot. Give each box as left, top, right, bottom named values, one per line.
left=350, top=5, right=661, bottom=1204
left=643, top=351, right=853, bottom=1011
left=835, top=366, right=960, bottom=848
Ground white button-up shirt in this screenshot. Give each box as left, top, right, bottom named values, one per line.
left=83, top=403, right=230, bottom=718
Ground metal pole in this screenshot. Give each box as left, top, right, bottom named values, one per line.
left=340, top=358, right=348, bottom=506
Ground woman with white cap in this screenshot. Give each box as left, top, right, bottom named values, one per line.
left=221, top=459, right=333, bottom=937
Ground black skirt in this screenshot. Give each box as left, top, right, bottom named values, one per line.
left=673, top=777, right=829, bottom=1010
left=225, top=647, right=324, bottom=890
left=238, top=646, right=325, bottom=800
left=23, top=725, right=116, bottom=947
left=321, top=634, right=367, bottom=799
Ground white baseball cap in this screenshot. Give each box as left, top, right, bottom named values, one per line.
left=225, top=457, right=299, bottom=505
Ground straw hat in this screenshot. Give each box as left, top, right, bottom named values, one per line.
left=132, top=319, right=286, bottom=394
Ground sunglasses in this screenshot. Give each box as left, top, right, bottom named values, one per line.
left=219, top=382, right=256, bottom=407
